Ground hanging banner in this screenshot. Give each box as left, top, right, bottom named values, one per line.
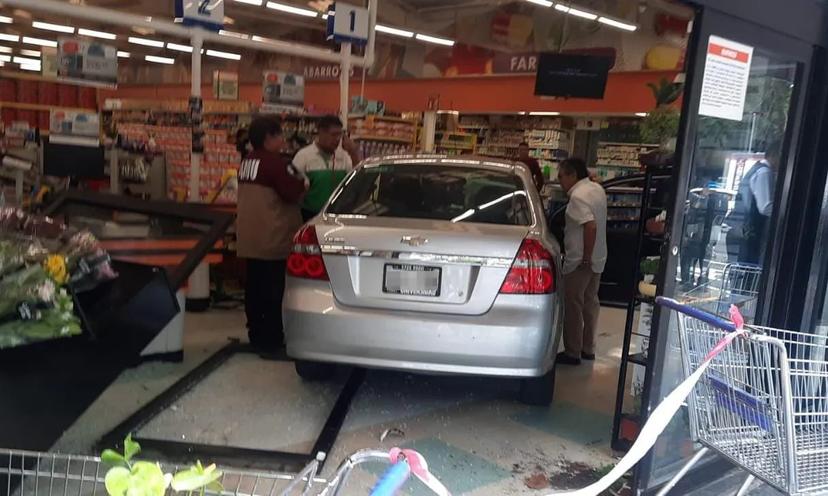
left=262, top=71, right=305, bottom=105
left=57, top=38, right=118, bottom=88
left=698, top=35, right=754, bottom=122
left=212, top=70, right=239, bottom=101
left=49, top=109, right=100, bottom=147
left=41, top=47, right=58, bottom=79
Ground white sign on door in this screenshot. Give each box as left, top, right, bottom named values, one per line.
left=698, top=35, right=754, bottom=122
left=326, top=2, right=369, bottom=45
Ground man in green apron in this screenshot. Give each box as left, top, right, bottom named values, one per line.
left=293, top=115, right=361, bottom=221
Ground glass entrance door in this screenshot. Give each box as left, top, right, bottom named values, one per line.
left=638, top=7, right=814, bottom=493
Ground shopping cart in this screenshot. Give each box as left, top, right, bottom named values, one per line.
left=678, top=262, right=762, bottom=321
left=656, top=297, right=828, bottom=496
left=1, top=447, right=450, bottom=496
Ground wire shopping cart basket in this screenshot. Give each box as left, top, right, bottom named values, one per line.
left=657, top=297, right=828, bottom=496
left=1, top=448, right=450, bottom=496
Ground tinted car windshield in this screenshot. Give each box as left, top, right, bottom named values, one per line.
left=327, top=164, right=532, bottom=226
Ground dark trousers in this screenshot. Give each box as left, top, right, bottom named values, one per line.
left=244, top=258, right=286, bottom=350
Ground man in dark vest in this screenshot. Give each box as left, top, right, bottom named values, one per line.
left=727, top=140, right=781, bottom=265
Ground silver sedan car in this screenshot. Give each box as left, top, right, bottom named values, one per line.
left=283, top=155, right=563, bottom=405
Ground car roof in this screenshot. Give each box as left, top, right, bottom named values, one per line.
left=360, top=153, right=521, bottom=172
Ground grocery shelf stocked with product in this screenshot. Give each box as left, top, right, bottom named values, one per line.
left=595, top=142, right=660, bottom=180
left=435, top=131, right=476, bottom=155
left=349, top=114, right=417, bottom=158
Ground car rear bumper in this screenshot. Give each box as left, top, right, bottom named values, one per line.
left=283, top=278, right=560, bottom=378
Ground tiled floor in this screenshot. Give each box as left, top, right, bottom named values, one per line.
left=53, top=306, right=634, bottom=495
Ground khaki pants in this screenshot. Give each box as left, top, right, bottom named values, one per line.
left=563, top=265, right=602, bottom=358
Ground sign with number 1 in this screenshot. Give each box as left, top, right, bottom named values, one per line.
left=326, top=2, right=370, bottom=45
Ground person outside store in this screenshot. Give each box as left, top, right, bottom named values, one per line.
left=556, top=157, right=608, bottom=366
left=236, top=116, right=307, bottom=351
left=293, top=115, right=361, bottom=222
left=517, top=142, right=545, bottom=190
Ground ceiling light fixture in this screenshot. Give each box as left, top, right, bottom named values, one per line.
left=145, top=55, right=174, bottom=64
left=0, top=46, right=10, bottom=53
left=0, top=55, right=10, bottom=62
left=128, top=36, right=164, bottom=47
left=78, top=28, right=117, bottom=40
left=265, top=2, right=318, bottom=17
left=598, top=16, right=638, bottom=31
left=0, top=34, right=19, bottom=42
left=117, top=51, right=130, bottom=58
left=635, top=112, right=649, bottom=117
left=13, top=56, right=39, bottom=65
left=529, top=111, right=561, bottom=116
left=19, top=49, right=40, bottom=57
left=206, top=49, right=241, bottom=60
left=233, top=0, right=263, bottom=5
left=414, top=33, right=455, bottom=46
left=19, top=64, right=41, bottom=71
left=525, top=0, right=554, bottom=7
left=0, top=16, right=13, bottom=24
left=167, top=42, right=193, bottom=52
left=219, top=29, right=249, bottom=39
left=555, top=4, right=597, bottom=20
left=32, top=21, right=74, bottom=33
left=375, top=24, right=414, bottom=38
left=22, top=36, right=57, bottom=47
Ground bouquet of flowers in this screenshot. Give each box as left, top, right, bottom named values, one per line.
left=0, top=208, right=118, bottom=349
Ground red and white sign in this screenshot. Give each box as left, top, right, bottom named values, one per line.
left=698, top=35, right=754, bottom=121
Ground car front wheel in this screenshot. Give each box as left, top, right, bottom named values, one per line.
left=518, top=367, right=556, bottom=406
left=294, top=360, right=336, bottom=381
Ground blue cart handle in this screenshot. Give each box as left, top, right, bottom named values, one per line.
left=656, top=297, right=737, bottom=333
left=370, top=459, right=412, bottom=496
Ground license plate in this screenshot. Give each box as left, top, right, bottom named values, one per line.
left=383, top=264, right=441, bottom=297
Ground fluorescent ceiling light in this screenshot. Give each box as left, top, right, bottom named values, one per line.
left=0, top=16, right=13, bottom=24
left=0, top=46, right=12, bottom=53
left=251, top=35, right=271, bottom=43
left=635, top=112, right=649, bottom=117
left=598, top=16, right=637, bottom=31
left=78, top=28, right=117, bottom=40
left=376, top=24, right=414, bottom=38
left=415, top=33, right=455, bottom=46
left=265, top=2, right=318, bottom=17
left=129, top=36, right=164, bottom=47
left=555, top=4, right=598, bottom=20
left=219, top=29, right=249, bottom=39
left=13, top=56, right=39, bottom=65
left=206, top=49, right=241, bottom=60
left=19, top=64, right=41, bottom=71
left=117, top=51, right=130, bottom=58
left=22, top=37, right=57, bottom=47
left=0, top=34, right=19, bottom=42
left=145, top=55, right=174, bottom=64
left=0, top=55, right=10, bottom=62
left=529, top=111, right=560, bottom=116
left=32, top=21, right=74, bottom=33
left=167, top=42, right=193, bottom=52
left=525, top=0, right=554, bottom=6
left=19, top=49, right=40, bottom=57
left=233, top=0, right=263, bottom=5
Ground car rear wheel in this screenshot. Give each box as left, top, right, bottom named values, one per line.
left=295, top=360, right=336, bottom=381
left=518, top=366, right=556, bottom=406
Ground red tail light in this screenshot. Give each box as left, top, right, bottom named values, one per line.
left=499, top=239, right=556, bottom=294
left=287, top=226, right=329, bottom=280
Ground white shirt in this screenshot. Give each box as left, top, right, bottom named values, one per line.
left=563, top=178, right=608, bottom=274
left=292, top=142, right=353, bottom=175
left=749, top=164, right=774, bottom=216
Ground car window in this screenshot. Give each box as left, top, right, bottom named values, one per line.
left=328, top=164, right=532, bottom=226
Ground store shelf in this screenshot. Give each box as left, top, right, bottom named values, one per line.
left=352, top=134, right=413, bottom=144
left=599, top=142, right=660, bottom=147
left=0, top=101, right=93, bottom=113
left=349, top=114, right=414, bottom=124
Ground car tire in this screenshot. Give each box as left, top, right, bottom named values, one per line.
left=295, top=360, right=335, bottom=381
left=518, top=367, right=556, bottom=406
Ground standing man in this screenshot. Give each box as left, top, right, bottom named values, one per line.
left=293, top=115, right=361, bottom=222
left=517, top=142, right=545, bottom=191
left=556, top=157, right=608, bottom=366
left=237, top=116, right=307, bottom=351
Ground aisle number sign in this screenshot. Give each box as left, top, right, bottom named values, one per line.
left=175, top=0, right=225, bottom=32
left=698, top=35, right=754, bottom=122
left=326, top=2, right=370, bottom=45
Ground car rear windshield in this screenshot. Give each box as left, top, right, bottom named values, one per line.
left=327, top=164, right=532, bottom=226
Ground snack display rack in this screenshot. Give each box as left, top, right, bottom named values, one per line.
left=349, top=114, right=417, bottom=158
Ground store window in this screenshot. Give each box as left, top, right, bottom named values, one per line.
left=647, top=46, right=799, bottom=485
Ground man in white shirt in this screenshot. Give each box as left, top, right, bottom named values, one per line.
left=556, top=158, right=608, bottom=366
left=293, top=115, right=361, bottom=222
